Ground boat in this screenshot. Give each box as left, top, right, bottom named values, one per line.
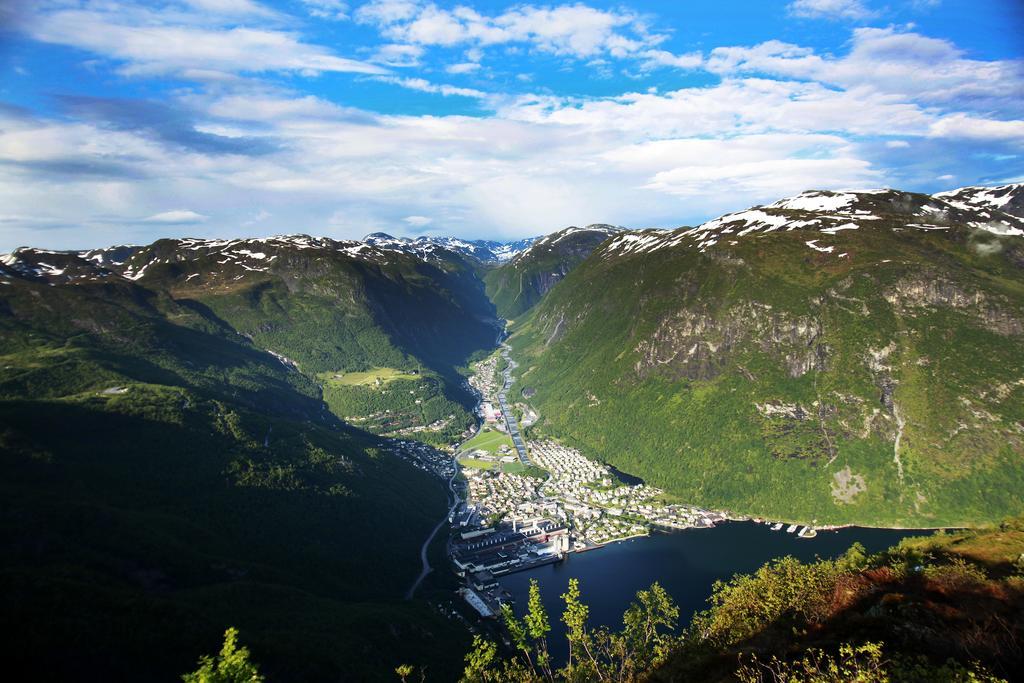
left=798, top=526, right=818, bottom=538
left=786, top=524, right=798, bottom=533
left=771, top=522, right=784, bottom=531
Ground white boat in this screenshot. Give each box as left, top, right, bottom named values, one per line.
left=771, top=523, right=784, bottom=531
left=786, top=524, right=798, bottom=533
left=798, top=527, right=818, bottom=538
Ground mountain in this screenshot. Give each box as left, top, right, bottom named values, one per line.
left=484, top=225, right=623, bottom=320
left=4, top=233, right=508, bottom=443
left=0, top=234, right=497, bottom=680
left=933, top=183, right=1024, bottom=221
left=4, top=185, right=1024, bottom=679
left=507, top=185, right=1024, bottom=527
left=363, top=232, right=539, bottom=263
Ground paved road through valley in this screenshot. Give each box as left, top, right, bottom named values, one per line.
left=497, top=344, right=531, bottom=465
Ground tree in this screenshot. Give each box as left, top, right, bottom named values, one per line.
left=182, top=628, right=263, bottom=683
left=620, top=582, right=679, bottom=675
left=463, top=635, right=498, bottom=682
left=497, top=579, right=553, bottom=681
left=559, top=578, right=602, bottom=682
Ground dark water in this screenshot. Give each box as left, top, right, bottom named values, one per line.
left=605, top=463, right=645, bottom=486
left=498, top=521, right=930, bottom=664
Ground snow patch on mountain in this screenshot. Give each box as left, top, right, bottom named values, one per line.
left=602, top=184, right=1024, bottom=260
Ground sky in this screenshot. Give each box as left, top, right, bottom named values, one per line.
left=0, top=0, right=1022, bottom=251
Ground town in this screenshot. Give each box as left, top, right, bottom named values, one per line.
left=390, top=347, right=728, bottom=620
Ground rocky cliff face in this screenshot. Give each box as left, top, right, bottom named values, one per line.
left=884, top=274, right=1024, bottom=336
left=634, top=302, right=828, bottom=381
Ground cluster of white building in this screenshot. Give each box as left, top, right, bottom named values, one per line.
left=465, top=468, right=543, bottom=519
left=468, top=355, right=500, bottom=407
left=460, top=352, right=724, bottom=550
left=462, top=439, right=723, bottom=547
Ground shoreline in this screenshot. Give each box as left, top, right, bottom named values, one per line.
left=733, top=516, right=968, bottom=532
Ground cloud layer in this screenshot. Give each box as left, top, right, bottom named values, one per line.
left=0, top=0, right=1021, bottom=251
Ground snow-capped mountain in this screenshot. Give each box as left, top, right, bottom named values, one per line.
left=507, top=224, right=622, bottom=265
left=484, top=224, right=624, bottom=318
left=933, top=183, right=1024, bottom=218
left=363, top=232, right=539, bottom=263
left=601, top=185, right=1024, bottom=257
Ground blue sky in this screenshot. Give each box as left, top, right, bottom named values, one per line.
left=0, top=0, right=1022, bottom=251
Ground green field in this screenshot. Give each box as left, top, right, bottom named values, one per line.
left=320, top=367, right=419, bottom=386
left=458, top=457, right=499, bottom=470
left=458, top=457, right=548, bottom=478
left=459, top=427, right=515, bottom=454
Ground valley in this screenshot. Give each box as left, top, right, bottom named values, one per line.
left=2, top=183, right=1023, bottom=681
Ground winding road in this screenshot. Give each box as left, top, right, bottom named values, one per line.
left=405, top=466, right=461, bottom=600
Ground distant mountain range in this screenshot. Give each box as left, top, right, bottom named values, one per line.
left=363, top=231, right=540, bottom=263
left=485, top=224, right=623, bottom=319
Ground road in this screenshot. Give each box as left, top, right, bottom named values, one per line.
left=405, top=464, right=461, bottom=600
left=497, top=344, right=531, bottom=465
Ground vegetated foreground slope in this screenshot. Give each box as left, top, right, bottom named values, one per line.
left=0, top=239, right=487, bottom=681
left=459, top=520, right=1024, bottom=682
left=655, top=520, right=1024, bottom=682
left=484, top=225, right=621, bottom=320
left=509, top=185, right=1024, bottom=527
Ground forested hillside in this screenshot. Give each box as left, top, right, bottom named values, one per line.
left=508, top=186, right=1024, bottom=527
left=0, top=237, right=494, bottom=680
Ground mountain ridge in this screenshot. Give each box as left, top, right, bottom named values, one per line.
left=505, top=182, right=1024, bottom=528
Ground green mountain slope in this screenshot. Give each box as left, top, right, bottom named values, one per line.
left=0, top=245, right=480, bottom=680
left=508, top=187, right=1024, bottom=527
left=9, top=234, right=503, bottom=444
left=484, top=225, right=620, bottom=320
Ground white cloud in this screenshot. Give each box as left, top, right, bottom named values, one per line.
left=644, top=157, right=878, bottom=200
left=144, top=210, right=209, bottom=224
left=927, top=113, right=1024, bottom=143
left=355, top=0, right=421, bottom=25
left=373, top=76, right=487, bottom=98
left=788, top=0, right=875, bottom=20
left=182, top=0, right=276, bottom=16
left=29, top=3, right=386, bottom=78
left=301, top=0, right=349, bottom=20
left=355, top=1, right=666, bottom=64
left=372, top=43, right=424, bottom=67
left=242, top=209, right=271, bottom=225
left=706, top=27, right=1024, bottom=112
left=638, top=49, right=703, bottom=71
left=446, top=62, right=481, bottom=74
left=2, top=15, right=1023, bottom=251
